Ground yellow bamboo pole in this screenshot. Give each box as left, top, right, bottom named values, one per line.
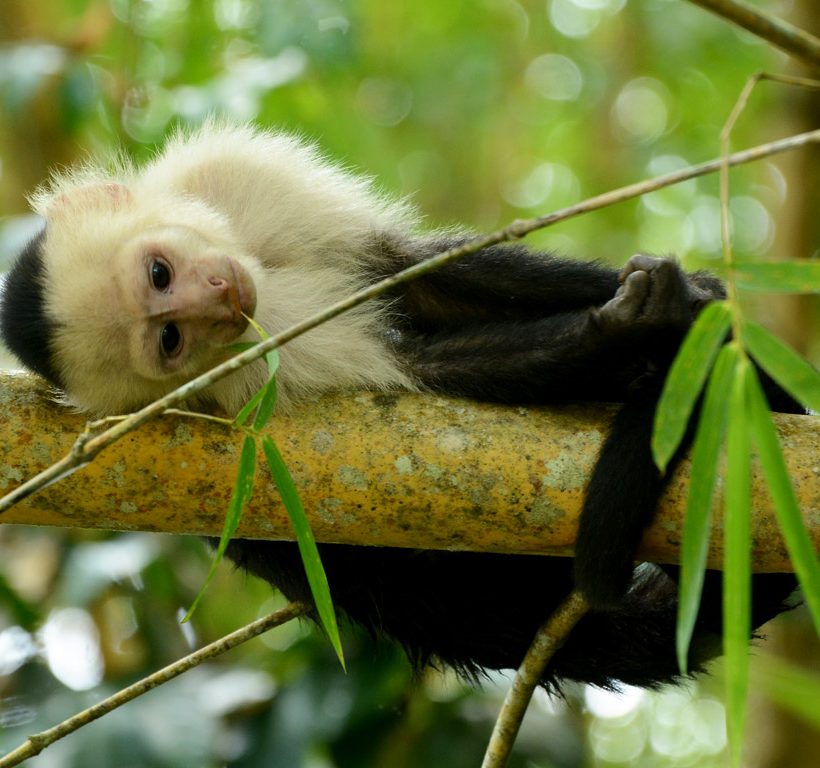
left=0, top=371, right=817, bottom=570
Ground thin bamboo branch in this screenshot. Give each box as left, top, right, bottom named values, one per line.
left=687, top=0, right=820, bottom=67
left=481, top=591, right=589, bottom=768
left=0, top=602, right=309, bottom=768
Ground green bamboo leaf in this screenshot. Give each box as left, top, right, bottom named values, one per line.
left=227, top=342, right=258, bottom=354
left=743, top=321, right=820, bottom=412
left=244, top=315, right=280, bottom=378
left=184, top=435, right=257, bottom=621
left=734, top=261, right=820, bottom=294
left=676, top=343, right=738, bottom=673
left=252, top=350, right=281, bottom=434
left=234, top=336, right=280, bottom=428
left=723, top=357, right=752, bottom=767
left=752, top=657, right=820, bottom=728
left=261, top=435, right=345, bottom=668
left=244, top=313, right=268, bottom=339
left=0, top=571, right=39, bottom=630
left=745, top=369, right=820, bottom=632
left=252, top=376, right=279, bottom=432
left=264, top=347, right=280, bottom=379
left=653, top=302, right=731, bottom=473
left=234, top=385, right=268, bottom=427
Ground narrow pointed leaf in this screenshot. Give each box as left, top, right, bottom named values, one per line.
left=745, top=369, right=820, bottom=632
left=234, top=385, right=268, bottom=427
left=743, top=321, right=820, bottom=412
left=252, top=376, right=279, bottom=432
left=228, top=342, right=258, bottom=355
left=0, top=571, right=39, bottom=630
left=263, top=347, right=280, bottom=379
left=262, top=435, right=345, bottom=668
left=244, top=315, right=280, bottom=378
left=734, top=261, right=820, bottom=294
left=653, top=302, right=731, bottom=473
left=184, top=435, right=257, bottom=621
left=752, top=657, right=820, bottom=728
left=245, top=314, right=269, bottom=339
left=723, top=358, right=752, bottom=767
left=676, top=343, right=738, bottom=673
left=234, top=335, right=280, bottom=428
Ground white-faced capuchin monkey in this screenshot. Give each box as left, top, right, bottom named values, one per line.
left=0, top=123, right=802, bottom=691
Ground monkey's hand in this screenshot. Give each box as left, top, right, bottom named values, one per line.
left=596, top=254, right=718, bottom=336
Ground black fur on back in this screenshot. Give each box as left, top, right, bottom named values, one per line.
left=0, top=228, right=64, bottom=387
left=223, top=538, right=796, bottom=691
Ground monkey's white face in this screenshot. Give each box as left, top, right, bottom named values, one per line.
left=40, top=182, right=266, bottom=414
left=115, top=224, right=257, bottom=381
left=19, top=124, right=415, bottom=416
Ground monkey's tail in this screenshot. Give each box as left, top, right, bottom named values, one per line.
left=565, top=382, right=800, bottom=687
left=572, top=360, right=804, bottom=611
left=573, top=393, right=669, bottom=608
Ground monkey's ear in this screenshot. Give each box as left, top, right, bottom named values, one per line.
left=47, top=182, right=132, bottom=217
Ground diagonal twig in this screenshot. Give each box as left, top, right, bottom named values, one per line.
left=0, top=602, right=310, bottom=768
left=687, top=0, right=820, bottom=66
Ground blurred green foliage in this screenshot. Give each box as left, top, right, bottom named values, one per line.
left=0, top=1, right=817, bottom=766
left=2, top=0, right=814, bottom=264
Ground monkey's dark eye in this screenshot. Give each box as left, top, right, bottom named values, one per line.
left=160, top=323, right=182, bottom=357
left=150, top=260, right=172, bottom=291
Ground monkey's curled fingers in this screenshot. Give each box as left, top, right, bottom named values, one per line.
left=617, top=253, right=671, bottom=283
left=595, top=268, right=650, bottom=331
left=615, top=254, right=694, bottom=330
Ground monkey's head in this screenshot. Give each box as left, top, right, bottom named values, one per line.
left=0, top=181, right=261, bottom=414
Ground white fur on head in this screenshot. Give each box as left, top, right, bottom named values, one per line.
left=138, top=120, right=420, bottom=273
left=34, top=121, right=419, bottom=415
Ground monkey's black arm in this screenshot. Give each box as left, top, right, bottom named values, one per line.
left=382, top=237, right=621, bottom=329
left=404, top=310, right=641, bottom=404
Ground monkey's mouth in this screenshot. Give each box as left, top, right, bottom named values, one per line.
left=228, top=257, right=257, bottom=318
